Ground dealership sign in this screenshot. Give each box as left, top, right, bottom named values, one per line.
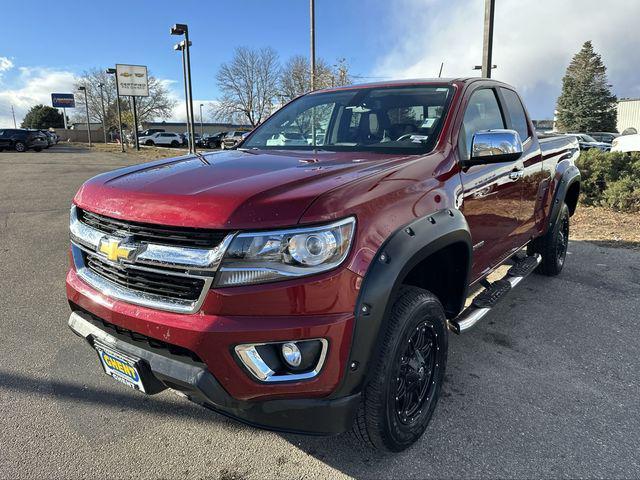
left=51, top=93, right=75, bottom=108
left=116, top=64, right=149, bottom=97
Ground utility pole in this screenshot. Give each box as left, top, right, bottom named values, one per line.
left=438, top=62, right=444, bottom=78
left=310, top=0, right=316, bottom=91
left=98, top=83, right=107, bottom=144
left=11, top=105, right=16, bottom=128
left=481, top=0, right=496, bottom=78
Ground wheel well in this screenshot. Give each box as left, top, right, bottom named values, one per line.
left=565, top=181, right=580, bottom=216
left=401, top=242, right=469, bottom=318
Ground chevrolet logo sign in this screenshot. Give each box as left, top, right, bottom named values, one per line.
left=98, top=237, right=139, bottom=262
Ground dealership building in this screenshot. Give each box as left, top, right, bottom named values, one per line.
left=617, top=98, right=640, bottom=134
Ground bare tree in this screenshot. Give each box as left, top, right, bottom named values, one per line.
left=213, top=47, right=280, bottom=127
left=279, top=56, right=352, bottom=101
left=74, top=69, right=176, bottom=129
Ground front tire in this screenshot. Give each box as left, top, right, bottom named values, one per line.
left=171, top=140, right=179, bottom=147
left=145, top=140, right=154, bottom=146
left=529, top=202, right=570, bottom=276
left=352, top=286, right=448, bottom=452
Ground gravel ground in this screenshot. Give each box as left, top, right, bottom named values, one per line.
left=1, top=145, right=639, bottom=479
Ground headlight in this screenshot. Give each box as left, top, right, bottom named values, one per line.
left=215, top=217, right=356, bottom=287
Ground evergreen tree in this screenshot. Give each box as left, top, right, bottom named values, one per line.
left=555, top=41, right=617, bottom=132
left=20, top=105, right=65, bottom=129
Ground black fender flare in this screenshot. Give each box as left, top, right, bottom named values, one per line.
left=330, top=208, right=472, bottom=399
left=549, top=164, right=580, bottom=230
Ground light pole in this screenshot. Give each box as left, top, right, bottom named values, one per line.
left=199, top=103, right=204, bottom=137
left=98, top=83, right=107, bottom=144
left=171, top=23, right=196, bottom=153
left=173, top=41, right=192, bottom=152
left=106, top=68, right=125, bottom=152
left=78, top=86, right=92, bottom=146
left=310, top=0, right=316, bottom=91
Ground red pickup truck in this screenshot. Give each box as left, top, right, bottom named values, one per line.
left=67, top=78, right=580, bottom=452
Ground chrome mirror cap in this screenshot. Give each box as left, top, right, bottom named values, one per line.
left=468, top=129, right=523, bottom=165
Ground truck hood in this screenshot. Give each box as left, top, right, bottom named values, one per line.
left=74, top=149, right=414, bottom=229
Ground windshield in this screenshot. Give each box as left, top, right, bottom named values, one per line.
left=580, top=134, right=598, bottom=143
left=243, top=85, right=454, bottom=154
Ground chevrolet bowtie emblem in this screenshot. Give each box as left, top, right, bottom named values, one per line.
left=98, top=237, right=139, bottom=262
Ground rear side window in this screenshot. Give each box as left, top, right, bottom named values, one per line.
left=459, top=89, right=505, bottom=160
left=500, top=88, right=529, bottom=142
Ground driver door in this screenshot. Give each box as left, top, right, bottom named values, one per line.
left=457, top=88, right=526, bottom=281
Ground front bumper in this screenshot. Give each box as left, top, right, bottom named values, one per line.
left=68, top=311, right=360, bottom=435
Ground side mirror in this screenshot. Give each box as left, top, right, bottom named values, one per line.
left=465, top=129, right=523, bottom=166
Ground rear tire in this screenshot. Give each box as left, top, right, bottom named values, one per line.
left=34, top=147, right=42, bottom=152
left=15, top=142, right=26, bottom=152
left=171, top=140, right=179, bottom=147
left=352, top=286, right=448, bottom=452
left=529, top=202, right=570, bottom=276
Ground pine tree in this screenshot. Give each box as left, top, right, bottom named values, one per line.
left=20, top=105, right=65, bottom=129
left=555, top=41, right=617, bottom=132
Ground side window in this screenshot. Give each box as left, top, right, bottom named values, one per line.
left=459, top=89, right=505, bottom=160
left=500, top=88, right=529, bottom=142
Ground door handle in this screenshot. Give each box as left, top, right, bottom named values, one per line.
left=509, top=169, right=524, bottom=181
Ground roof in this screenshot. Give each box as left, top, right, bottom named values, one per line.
left=311, top=77, right=506, bottom=94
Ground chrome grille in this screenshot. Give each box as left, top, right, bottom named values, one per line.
left=78, top=208, right=228, bottom=248
left=85, top=253, right=204, bottom=301
left=70, top=206, right=234, bottom=314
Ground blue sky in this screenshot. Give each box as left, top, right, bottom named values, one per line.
left=1, top=0, right=639, bottom=127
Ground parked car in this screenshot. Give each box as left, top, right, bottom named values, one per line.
left=139, top=132, right=183, bottom=147
left=38, top=130, right=56, bottom=147
left=0, top=128, right=48, bottom=152
left=198, top=132, right=226, bottom=149
left=587, top=132, right=619, bottom=144
left=611, top=133, right=640, bottom=153
left=66, top=78, right=580, bottom=452
left=127, top=128, right=165, bottom=142
left=567, top=133, right=611, bottom=151
left=221, top=130, right=247, bottom=149
left=182, top=132, right=201, bottom=147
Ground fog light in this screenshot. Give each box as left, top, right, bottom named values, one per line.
left=281, top=342, right=302, bottom=367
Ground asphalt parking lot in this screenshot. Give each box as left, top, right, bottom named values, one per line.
left=1, top=145, right=639, bottom=479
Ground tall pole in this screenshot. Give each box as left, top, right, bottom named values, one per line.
left=80, top=87, right=92, bottom=146
left=481, top=0, right=495, bottom=78
left=131, top=96, right=139, bottom=150
left=62, top=108, right=67, bottom=130
left=199, top=104, right=204, bottom=137
left=11, top=105, right=17, bottom=128
left=98, top=83, right=107, bottom=144
left=310, top=0, right=316, bottom=91
left=177, top=43, right=192, bottom=152
left=438, top=62, right=444, bottom=78
left=107, top=67, right=125, bottom=152
left=183, top=28, right=196, bottom=153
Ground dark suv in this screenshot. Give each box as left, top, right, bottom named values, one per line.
left=0, top=129, right=49, bottom=152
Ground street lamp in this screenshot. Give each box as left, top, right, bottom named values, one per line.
left=171, top=23, right=196, bottom=153
left=98, top=83, right=107, bottom=145
left=199, top=103, right=204, bottom=137
left=106, top=68, right=125, bottom=152
left=78, top=86, right=92, bottom=147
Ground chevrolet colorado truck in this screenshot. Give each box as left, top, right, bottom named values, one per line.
left=67, top=78, right=580, bottom=452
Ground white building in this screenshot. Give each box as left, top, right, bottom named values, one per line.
left=617, top=98, right=640, bottom=134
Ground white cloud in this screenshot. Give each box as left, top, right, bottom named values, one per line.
left=0, top=66, right=77, bottom=127
left=375, top=0, right=640, bottom=118
left=169, top=99, right=220, bottom=123
left=0, top=56, right=13, bottom=73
